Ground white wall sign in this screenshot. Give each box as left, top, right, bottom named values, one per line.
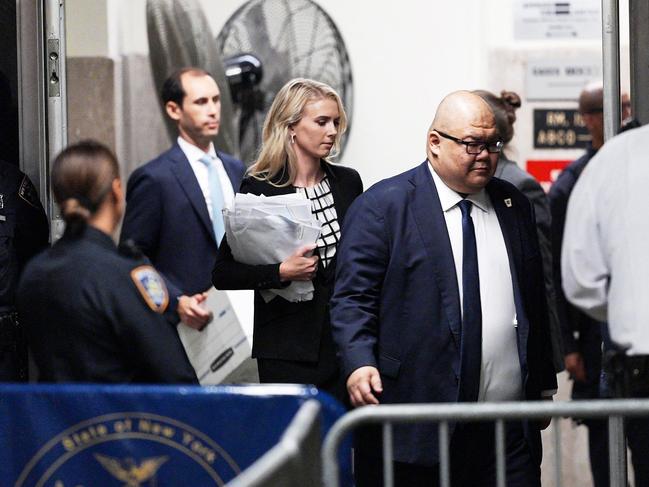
left=514, top=0, right=601, bottom=40
left=526, top=57, right=602, bottom=100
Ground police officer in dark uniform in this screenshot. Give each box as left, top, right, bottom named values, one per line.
left=0, top=160, right=49, bottom=381
left=16, top=140, right=198, bottom=384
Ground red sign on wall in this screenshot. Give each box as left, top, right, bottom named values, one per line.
left=526, top=159, right=571, bottom=192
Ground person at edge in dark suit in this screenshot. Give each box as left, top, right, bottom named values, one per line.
left=474, top=89, right=564, bottom=374
left=212, top=78, right=363, bottom=401
left=17, top=141, right=198, bottom=384
left=121, top=67, right=245, bottom=329
left=549, top=82, right=632, bottom=487
left=330, top=91, right=557, bottom=486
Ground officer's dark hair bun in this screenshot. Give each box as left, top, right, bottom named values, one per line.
left=60, top=198, right=92, bottom=223
left=51, top=140, right=119, bottom=234
left=500, top=90, right=522, bottom=109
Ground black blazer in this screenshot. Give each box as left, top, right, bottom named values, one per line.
left=212, top=161, right=363, bottom=363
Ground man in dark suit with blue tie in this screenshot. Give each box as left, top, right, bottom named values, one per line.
left=330, top=91, right=557, bottom=486
left=121, top=67, right=245, bottom=328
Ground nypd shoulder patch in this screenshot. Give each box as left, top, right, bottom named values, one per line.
left=130, top=265, right=169, bottom=314
left=18, top=175, right=42, bottom=209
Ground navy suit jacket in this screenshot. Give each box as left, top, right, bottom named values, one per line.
left=121, top=143, right=245, bottom=310
left=495, top=155, right=564, bottom=372
left=330, top=161, right=557, bottom=466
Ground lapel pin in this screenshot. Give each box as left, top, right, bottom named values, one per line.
left=504, top=198, right=512, bottom=208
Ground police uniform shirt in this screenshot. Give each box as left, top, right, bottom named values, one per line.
left=0, top=161, right=48, bottom=381
left=16, top=225, right=198, bottom=384
left=0, top=161, right=49, bottom=310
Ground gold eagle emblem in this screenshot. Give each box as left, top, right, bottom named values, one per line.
left=94, top=453, right=168, bottom=486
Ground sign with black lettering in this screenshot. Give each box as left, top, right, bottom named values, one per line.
left=526, top=57, right=601, bottom=100
left=533, top=109, right=591, bottom=149
left=514, top=0, right=601, bottom=40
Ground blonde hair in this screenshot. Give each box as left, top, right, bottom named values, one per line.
left=249, top=78, right=348, bottom=186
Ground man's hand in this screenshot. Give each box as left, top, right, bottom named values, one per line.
left=564, top=352, right=586, bottom=382
left=347, top=366, right=383, bottom=407
left=178, top=293, right=212, bottom=330
left=539, top=417, right=552, bottom=430
left=279, top=244, right=318, bottom=281
left=538, top=396, right=554, bottom=430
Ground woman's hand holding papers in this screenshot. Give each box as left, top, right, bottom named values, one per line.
left=279, top=244, right=319, bottom=282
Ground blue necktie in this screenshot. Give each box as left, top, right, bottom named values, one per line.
left=458, top=199, right=482, bottom=402
left=199, top=155, right=225, bottom=244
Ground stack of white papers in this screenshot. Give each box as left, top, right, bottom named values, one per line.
left=223, top=192, right=321, bottom=302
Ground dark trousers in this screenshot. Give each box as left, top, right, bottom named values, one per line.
left=628, top=417, right=649, bottom=487
left=585, top=416, right=649, bottom=487
left=602, top=352, right=649, bottom=487
left=354, top=421, right=540, bottom=487
left=585, top=419, right=609, bottom=487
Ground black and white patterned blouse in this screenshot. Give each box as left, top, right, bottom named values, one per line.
left=296, top=177, right=339, bottom=268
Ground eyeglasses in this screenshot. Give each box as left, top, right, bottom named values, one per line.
left=434, top=129, right=504, bottom=155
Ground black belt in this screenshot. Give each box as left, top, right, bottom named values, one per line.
left=624, top=355, right=649, bottom=374
left=605, top=352, right=649, bottom=398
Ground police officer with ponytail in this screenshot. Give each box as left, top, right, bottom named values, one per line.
left=16, top=140, right=198, bottom=384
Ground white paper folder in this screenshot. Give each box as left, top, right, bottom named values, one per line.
left=177, top=288, right=254, bottom=385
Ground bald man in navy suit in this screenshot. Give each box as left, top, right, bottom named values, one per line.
left=121, top=68, right=245, bottom=328
left=331, top=91, right=556, bottom=486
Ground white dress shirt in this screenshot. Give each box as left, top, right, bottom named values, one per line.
left=429, top=165, right=523, bottom=401
left=177, top=137, right=236, bottom=220
left=562, top=125, right=649, bottom=355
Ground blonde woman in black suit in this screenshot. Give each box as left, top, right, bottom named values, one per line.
left=213, top=78, right=362, bottom=401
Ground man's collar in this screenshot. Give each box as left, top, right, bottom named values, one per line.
left=585, top=143, right=598, bottom=158
left=177, top=136, right=217, bottom=161
left=427, top=162, right=490, bottom=213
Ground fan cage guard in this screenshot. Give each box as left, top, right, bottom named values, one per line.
left=217, top=0, right=353, bottom=165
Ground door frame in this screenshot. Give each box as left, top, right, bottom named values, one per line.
left=16, top=0, right=68, bottom=239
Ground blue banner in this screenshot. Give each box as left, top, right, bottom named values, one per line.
left=0, top=384, right=350, bottom=486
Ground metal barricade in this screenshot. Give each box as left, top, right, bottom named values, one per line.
left=227, top=399, right=322, bottom=487
left=322, top=399, right=649, bottom=487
